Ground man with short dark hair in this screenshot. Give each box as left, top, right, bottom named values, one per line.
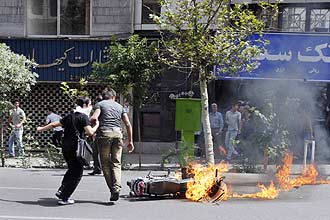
left=91, top=88, right=134, bottom=202
left=37, top=96, right=99, bottom=205
left=225, top=102, right=241, bottom=161
left=46, top=107, right=63, bottom=148
left=8, top=100, right=26, bottom=157
left=209, top=103, right=224, bottom=156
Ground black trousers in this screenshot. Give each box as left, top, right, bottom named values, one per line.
left=58, top=148, right=84, bottom=200
left=52, top=130, right=63, bottom=148
left=91, top=141, right=101, bottom=172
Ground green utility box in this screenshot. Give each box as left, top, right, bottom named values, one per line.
left=175, top=98, right=202, bottom=166
left=175, top=98, right=202, bottom=132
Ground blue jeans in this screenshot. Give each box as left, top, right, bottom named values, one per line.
left=225, top=130, right=238, bottom=160
left=8, top=129, right=24, bottom=156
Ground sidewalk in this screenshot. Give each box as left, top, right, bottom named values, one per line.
left=1, top=153, right=178, bottom=170
left=3, top=153, right=330, bottom=176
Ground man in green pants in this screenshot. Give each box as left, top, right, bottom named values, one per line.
left=91, top=88, right=134, bottom=201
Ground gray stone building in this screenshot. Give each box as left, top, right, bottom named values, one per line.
left=0, top=0, right=133, bottom=37
left=0, top=0, right=176, bottom=153
left=2, top=0, right=330, bottom=156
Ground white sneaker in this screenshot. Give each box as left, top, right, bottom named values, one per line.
left=58, top=198, right=75, bottom=205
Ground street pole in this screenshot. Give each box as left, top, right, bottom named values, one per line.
left=0, top=116, right=5, bottom=167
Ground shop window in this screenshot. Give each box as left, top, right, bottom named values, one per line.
left=142, top=0, right=161, bottom=24
left=27, top=0, right=90, bottom=36
left=310, top=9, right=330, bottom=32
left=281, top=7, right=306, bottom=32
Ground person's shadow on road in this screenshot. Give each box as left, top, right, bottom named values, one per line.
left=0, top=198, right=115, bottom=207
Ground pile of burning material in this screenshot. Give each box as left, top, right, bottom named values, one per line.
left=127, top=167, right=228, bottom=202
left=276, top=152, right=330, bottom=190
left=185, top=163, right=228, bottom=202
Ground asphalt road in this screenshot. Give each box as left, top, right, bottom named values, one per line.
left=1, top=168, right=330, bottom=220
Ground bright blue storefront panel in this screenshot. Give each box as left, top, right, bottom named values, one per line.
left=214, top=33, right=330, bottom=81
left=0, top=38, right=108, bottom=82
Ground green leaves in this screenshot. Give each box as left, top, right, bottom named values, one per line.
left=153, top=0, right=275, bottom=78
left=0, top=43, right=38, bottom=114
left=60, top=78, right=89, bottom=104
left=92, top=35, right=162, bottom=108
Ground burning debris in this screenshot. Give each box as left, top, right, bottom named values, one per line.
left=127, top=152, right=330, bottom=203
left=231, top=182, right=279, bottom=200
left=276, top=152, right=330, bottom=190
left=185, top=163, right=228, bottom=202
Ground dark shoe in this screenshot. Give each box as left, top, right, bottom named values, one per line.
left=88, top=170, right=101, bottom=175
left=55, top=190, right=65, bottom=200
left=110, top=192, right=119, bottom=201
left=8, top=155, right=14, bottom=158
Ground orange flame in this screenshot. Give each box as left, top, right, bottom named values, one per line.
left=184, top=151, right=330, bottom=203
left=231, top=181, right=280, bottom=200
left=185, top=162, right=228, bottom=201
left=276, top=152, right=319, bottom=190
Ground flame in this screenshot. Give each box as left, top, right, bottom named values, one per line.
left=231, top=181, right=279, bottom=200
left=184, top=151, right=330, bottom=203
left=276, top=152, right=319, bottom=190
left=185, top=162, right=228, bottom=201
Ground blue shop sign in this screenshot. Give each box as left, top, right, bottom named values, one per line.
left=214, top=33, right=330, bottom=81
left=1, top=38, right=108, bottom=82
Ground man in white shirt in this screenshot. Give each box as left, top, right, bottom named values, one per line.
left=8, top=100, right=26, bottom=157
left=46, top=107, right=63, bottom=148
left=225, top=102, right=242, bottom=161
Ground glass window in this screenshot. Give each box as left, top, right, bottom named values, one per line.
left=310, top=9, right=330, bottom=32
left=282, top=7, right=306, bottom=32
left=27, top=0, right=57, bottom=35
left=27, top=0, right=90, bottom=36
left=60, top=0, right=90, bottom=35
left=142, top=0, right=161, bottom=24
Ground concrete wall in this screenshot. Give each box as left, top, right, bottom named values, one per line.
left=0, top=0, right=25, bottom=37
left=92, top=0, right=133, bottom=37
left=0, top=0, right=133, bottom=37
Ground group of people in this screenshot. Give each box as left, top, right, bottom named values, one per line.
left=209, top=102, right=242, bottom=161
left=34, top=88, right=134, bottom=205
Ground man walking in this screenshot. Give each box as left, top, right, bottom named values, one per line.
left=91, top=88, right=134, bottom=202
left=8, top=100, right=26, bottom=157
left=209, top=103, right=224, bottom=156
left=225, top=102, right=241, bottom=161
left=46, top=107, right=63, bottom=148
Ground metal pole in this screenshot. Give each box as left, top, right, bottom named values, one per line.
left=0, top=116, right=5, bottom=167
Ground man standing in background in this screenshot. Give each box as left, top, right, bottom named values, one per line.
left=46, top=107, right=63, bottom=148
left=8, top=100, right=26, bottom=157
left=225, top=102, right=241, bottom=161
left=209, top=103, right=224, bottom=157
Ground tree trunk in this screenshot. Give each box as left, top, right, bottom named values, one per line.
left=199, top=69, right=215, bottom=165
left=137, top=110, right=143, bottom=169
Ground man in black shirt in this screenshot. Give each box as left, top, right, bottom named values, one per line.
left=37, top=97, right=99, bottom=205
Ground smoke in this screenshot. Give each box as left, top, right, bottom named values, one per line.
left=238, top=79, right=330, bottom=163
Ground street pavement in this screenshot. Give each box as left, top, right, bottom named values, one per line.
left=1, top=167, right=330, bottom=220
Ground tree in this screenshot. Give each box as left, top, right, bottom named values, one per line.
left=0, top=43, right=38, bottom=166
left=152, top=0, right=276, bottom=165
left=92, top=35, right=162, bottom=166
